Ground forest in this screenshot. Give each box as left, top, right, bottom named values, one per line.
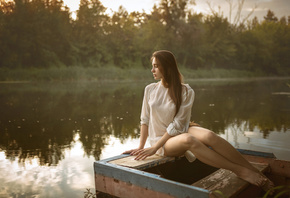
left=0, top=0, right=289, bottom=76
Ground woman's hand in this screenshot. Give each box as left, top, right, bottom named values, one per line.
left=133, top=147, right=158, bottom=160
left=123, top=147, right=157, bottom=160
left=131, top=133, right=171, bottom=160
left=122, top=148, right=142, bottom=155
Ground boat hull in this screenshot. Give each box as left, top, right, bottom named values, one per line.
left=94, top=150, right=290, bottom=198
left=94, top=155, right=211, bottom=198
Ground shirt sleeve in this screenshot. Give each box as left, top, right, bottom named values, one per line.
left=167, top=85, right=195, bottom=136
left=140, top=84, right=152, bottom=126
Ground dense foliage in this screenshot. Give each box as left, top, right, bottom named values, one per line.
left=0, top=0, right=289, bottom=75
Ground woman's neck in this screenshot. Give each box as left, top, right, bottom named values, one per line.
left=161, top=79, right=168, bottom=87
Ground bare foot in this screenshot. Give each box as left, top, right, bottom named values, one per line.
left=236, top=168, right=275, bottom=195
left=236, top=168, right=270, bottom=187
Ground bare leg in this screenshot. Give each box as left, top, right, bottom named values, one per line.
left=163, top=133, right=271, bottom=188
left=187, top=126, right=274, bottom=191
left=188, top=126, right=259, bottom=173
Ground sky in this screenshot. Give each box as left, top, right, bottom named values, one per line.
left=63, top=0, right=290, bottom=22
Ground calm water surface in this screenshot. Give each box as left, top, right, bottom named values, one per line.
left=0, top=79, right=289, bottom=198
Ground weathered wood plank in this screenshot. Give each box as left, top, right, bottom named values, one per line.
left=192, top=168, right=233, bottom=189
left=109, top=154, right=175, bottom=170
left=207, top=171, right=248, bottom=197
left=270, top=159, right=290, bottom=178
left=95, top=173, right=174, bottom=198
left=192, top=163, right=269, bottom=198
left=94, top=160, right=211, bottom=198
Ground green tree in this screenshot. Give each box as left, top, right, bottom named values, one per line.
left=73, top=0, right=108, bottom=67
left=247, top=16, right=259, bottom=30
left=105, top=6, right=139, bottom=67
left=0, top=0, right=289, bottom=76
left=136, top=5, right=168, bottom=67
left=279, top=16, right=287, bottom=25
left=178, top=12, right=204, bottom=68
left=0, top=0, right=73, bottom=68
left=201, top=14, right=236, bottom=68
left=237, top=10, right=290, bottom=74
left=136, top=0, right=197, bottom=67
left=264, top=10, right=278, bottom=22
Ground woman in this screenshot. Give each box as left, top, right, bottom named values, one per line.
left=123, top=50, right=274, bottom=191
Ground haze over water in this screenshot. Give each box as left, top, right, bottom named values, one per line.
left=0, top=78, right=289, bottom=197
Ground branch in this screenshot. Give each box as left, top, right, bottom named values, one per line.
left=206, top=1, right=217, bottom=15
left=241, top=3, right=257, bottom=25
left=225, top=0, right=233, bottom=23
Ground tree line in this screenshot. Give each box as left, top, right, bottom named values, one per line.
left=1, top=81, right=287, bottom=163
left=0, top=0, right=289, bottom=75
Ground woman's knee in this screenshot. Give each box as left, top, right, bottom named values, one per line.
left=189, top=127, right=218, bottom=145
left=204, top=130, right=218, bottom=142
left=182, top=134, right=201, bottom=149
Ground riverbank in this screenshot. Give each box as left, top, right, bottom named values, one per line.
left=0, top=66, right=288, bottom=83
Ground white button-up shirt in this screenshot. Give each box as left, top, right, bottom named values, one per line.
left=140, top=82, right=195, bottom=155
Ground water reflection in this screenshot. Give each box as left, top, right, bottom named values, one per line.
left=0, top=82, right=143, bottom=165
left=191, top=80, right=289, bottom=136
left=0, top=79, right=289, bottom=197
left=221, top=121, right=290, bottom=160
left=0, top=132, right=96, bottom=197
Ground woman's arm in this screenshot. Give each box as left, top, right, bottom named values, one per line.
left=123, top=85, right=152, bottom=155
left=123, top=124, right=148, bottom=154
left=167, top=86, right=194, bottom=136
left=138, top=124, right=149, bottom=149
left=133, top=132, right=172, bottom=160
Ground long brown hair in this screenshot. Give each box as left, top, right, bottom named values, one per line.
left=151, top=50, right=183, bottom=116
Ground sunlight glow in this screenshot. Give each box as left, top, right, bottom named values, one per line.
left=65, top=133, right=84, bottom=157
left=0, top=151, right=5, bottom=160
left=192, top=4, right=207, bottom=14
left=62, top=0, right=209, bottom=19
left=63, top=0, right=156, bottom=17
left=100, top=135, right=149, bottom=159
left=101, top=0, right=156, bottom=13
left=63, top=0, right=80, bottom=11
left=63, top=0, right=80, bottom=19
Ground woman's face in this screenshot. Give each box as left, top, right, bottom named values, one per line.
left=151, top=57, right=164, bottom=81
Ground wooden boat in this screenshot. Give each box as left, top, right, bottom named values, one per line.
left=94, top=149, right=290, bottom=198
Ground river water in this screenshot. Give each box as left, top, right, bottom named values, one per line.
left=0, top=78, right=289, bottom=198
